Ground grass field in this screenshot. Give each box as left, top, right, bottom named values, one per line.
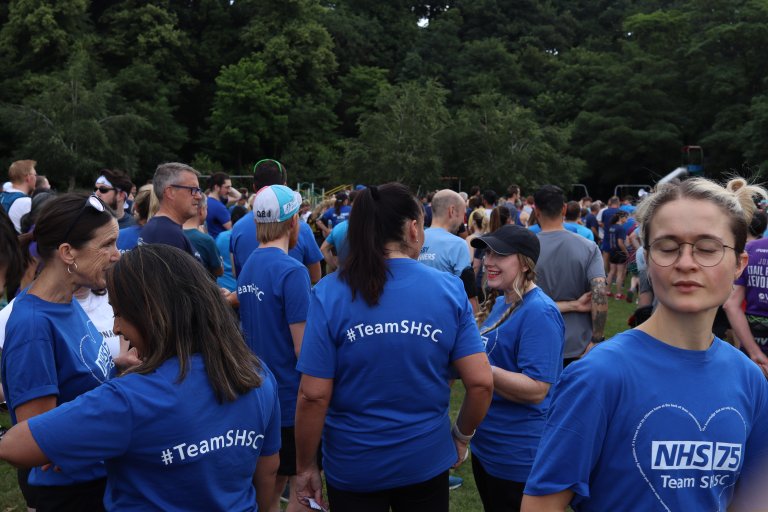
left=0, top=294, right=640, bottom=511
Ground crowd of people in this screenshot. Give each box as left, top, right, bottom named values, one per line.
left=0, top=158, right=768, bottom=511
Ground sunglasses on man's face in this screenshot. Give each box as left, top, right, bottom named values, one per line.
left=94, top=186, right=115, bottom=194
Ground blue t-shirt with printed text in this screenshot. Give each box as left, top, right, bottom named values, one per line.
left=206, top=196, right=231, bottom=240
left=606, top=223, right=627, bottom=254
left=297, top=258, right=485, bottom=492
left=472, top=288, right=564, bottom=482
left=525, top=329, right=768, bottom=511
left=28, top=355, right=280, bottom=511
left=238, top=247, right=310, bottom=427
left=230, top=215, right=323, bottom=276
left=1, top=290, right=115, bottom=486
left=117, top=225, right=141, bottom=253
left=320, top=205, right=352, bottom=230
left=418, top=227, right=471, bottom=276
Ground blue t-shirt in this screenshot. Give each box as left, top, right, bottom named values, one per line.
left=1, top=290, right=115, bottom=486
left=139, top=215, right=197, bottom=258
left=296, top=258, right=485, bottom=492
left=184, top=228, right=223, bottom=276
left=230, top=216, right=323, bottom=276
left=28, top=355, right=280, bottom=511
left=238, top=247, right=310, bottom=427
left=215, top=230, right=237, bottom=292
left=563, top=222, right=595, bottom=242
left=206, top=196, right=231, bottom=240
left=418, top=227, right=471, bottom=276
left=525, top=330, right=768, bottom=511
left=320, top=205, right=352, bottom=230
left=325, top=221, right=350, bottom=264
left=606, top=223, right=627, bottom=254
left=472, top=288, right=564, bottom=482
left=117, top=225, right=141, bottom=253
left=584, top=213, right=598, bottom=236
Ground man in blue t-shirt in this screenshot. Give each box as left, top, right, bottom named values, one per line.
left=94, top=169, right=136, bottom=229
left=563, top=201, right=595, bottom=242
left=230, top=159, right=323, bottom=284
left=599, top=196, right=621, bottom=273
left=139, top=162, right=200, bottom=258
left=183, top=199, right=223, bottom=278
left=237, top=184, right=309, bottom=512
left=205, top=172, right=234, bottom=239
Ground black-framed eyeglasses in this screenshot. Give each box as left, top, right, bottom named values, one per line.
left=94, top=186, right=115, bottom=194
left=648, top=238, right=736, bottom=267
left=61, top=195, right=108, bottom=242
left=168, top=184, right=203, bottom=196
left=254, top=158, right=286, bottom=183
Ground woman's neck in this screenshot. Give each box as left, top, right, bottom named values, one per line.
left=637, top=305, right=716, bottom=350
left=29, top=266, right=76, bottom=304
left=504, top=281, right=536, bottom=304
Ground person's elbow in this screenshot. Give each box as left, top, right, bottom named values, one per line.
left=464, top=366, right=494, bottom=401
left=525, top=382, right=551, bottom=405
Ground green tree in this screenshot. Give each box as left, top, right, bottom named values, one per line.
left=343, top=80, right=450, bottom=189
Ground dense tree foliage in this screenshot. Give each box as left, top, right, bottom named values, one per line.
left=1, top=0, right=766, bottom=196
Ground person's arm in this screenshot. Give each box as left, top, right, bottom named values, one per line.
left=226, top=187, right=242, bottom=205
left=320, top=240, right=337, bottom=271
left=452, top=352, right=493, bottom=467
left=15, top=395, right=57, bottom=423
left=0, top=420, right=49, bottom=468
left=295, top=375, right=333, bottom=510
left=289, top=322, right=306, bottom=359
left=556, top=291, right=592, bottom=314
left=253, top=453, right=279, bottom=511
left=723, top=285, right=768, bottom=375
left=221, top=220, right=232, bottom=232
left=306, top=262, right=322, bottom=285
left=316, top=218, right=331, bottom=238
left=618, top=237, right=628, bottom=256
left=586, top=276, right=608, bottom=355
left=521, top=490, right=574, bottom=512
left=491, top=366, right=551, bottom=404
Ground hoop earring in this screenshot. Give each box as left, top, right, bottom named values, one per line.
left=67, top=262, right=79, bottom=274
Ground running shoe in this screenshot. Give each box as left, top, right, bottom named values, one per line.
left=449, top=475, right=463, bottom=490
left=615, top=293, right=625, bottom=300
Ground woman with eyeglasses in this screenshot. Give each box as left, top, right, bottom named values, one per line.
left=295, top=183, right=493, bottom=512
left=467, top=225, right=564, bottom=512
left=522, top=178, right=768, bottom=512
left=0, top=245, right=280, bottom=511
left=1, top=193, right=119, bottom=511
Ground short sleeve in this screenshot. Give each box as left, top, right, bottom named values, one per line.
left=296, top=289, right=337, bottom=379
left=524, top=362, right=610, bottom=499
left=28, top=383, right=132, bottom=470
left=586, top=245, right=606, bottom=280
left=299, top=223, right=323, bottom=265
left=516, top=304, right=564, bottom=384
left=449, top=293, right=485, bottom=362
left=3, top=336, right=60, bottom=414
left=260, top=372, right=282, bottom=456
left=282, top=266, right=311, bottom=324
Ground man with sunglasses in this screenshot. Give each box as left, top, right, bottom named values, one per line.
left=94, top=168, right=136, bottom=229
left=138, top=162, right=201, bottom=258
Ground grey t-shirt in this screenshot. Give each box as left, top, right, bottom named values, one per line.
left=536, top=230, right=605, bottom=358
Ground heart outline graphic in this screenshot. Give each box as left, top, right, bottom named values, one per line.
left=631, top=403, right=747, bottom=512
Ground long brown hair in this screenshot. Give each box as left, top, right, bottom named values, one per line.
left=106, top=245, right=263, bottom=402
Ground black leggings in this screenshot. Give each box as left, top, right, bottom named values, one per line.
left=472, top=455, right=525, bottom=512
left=31, top=477, right=107, bottom=512
left=326, top=471, right=449, bottom=512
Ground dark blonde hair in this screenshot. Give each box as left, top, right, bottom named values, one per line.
left=636, top=177, right=768, bottom=254
left=106, top=245, right=263, bottom=402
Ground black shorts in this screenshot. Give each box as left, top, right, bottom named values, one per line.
left=609, top=252, right=628, bottom=264
left=278, top=426, right=322, bottom=476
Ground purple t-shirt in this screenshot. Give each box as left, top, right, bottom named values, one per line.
left=735, top=237, right=768, bottom=317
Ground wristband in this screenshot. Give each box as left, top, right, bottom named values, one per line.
left=452, top=422, right=475, bottom=443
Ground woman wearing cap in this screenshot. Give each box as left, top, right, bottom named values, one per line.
left=295, top=183, right=493, bottom=512
left=0, top=244, right=281, bottom=510
left=1, top=193, right=119, bottom=511
left=468, top=225, right=564, bottom=512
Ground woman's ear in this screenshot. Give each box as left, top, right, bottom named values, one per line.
left=57, top=242, right=76, bottom=266
left=736, top=251, right=749, bottom=279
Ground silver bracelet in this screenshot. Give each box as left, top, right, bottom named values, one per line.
left=452, top=422, right=475, bottom=443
